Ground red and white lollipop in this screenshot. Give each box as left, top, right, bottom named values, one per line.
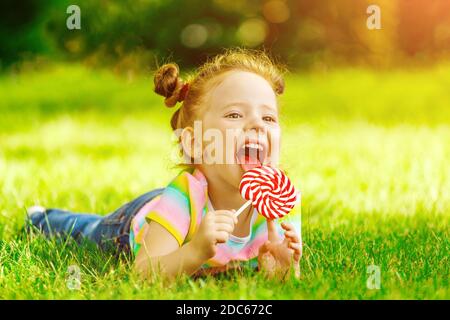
left=235, top=166, right=300, bottom=219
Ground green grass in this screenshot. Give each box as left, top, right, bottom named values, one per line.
left=0, top=64, right=449, bottom=299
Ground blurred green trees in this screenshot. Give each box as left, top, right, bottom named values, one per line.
left=0, top=0, right=57, bottom=67
left=1, top=0, right=450, bottom=70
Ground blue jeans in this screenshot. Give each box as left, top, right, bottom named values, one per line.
left=29, top=188, right=164, bottom=254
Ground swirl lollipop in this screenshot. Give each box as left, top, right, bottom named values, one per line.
left=235, top=166, right=300, bottom=219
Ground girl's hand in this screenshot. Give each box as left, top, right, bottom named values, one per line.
left=190, top=210, right=238, bottom=261
left=257, top=219, right=302, bottom=280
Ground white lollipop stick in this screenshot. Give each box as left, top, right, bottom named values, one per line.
left=234, top=200, right=252, bottom=218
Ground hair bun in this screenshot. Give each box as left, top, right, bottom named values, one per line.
left=275, top=77, right=285, bottom=95
left=154, top=63, right=186, bottom=108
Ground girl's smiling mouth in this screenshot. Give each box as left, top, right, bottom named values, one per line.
left=235, top=138, right=268, bottom=172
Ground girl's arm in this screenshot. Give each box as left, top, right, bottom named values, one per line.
left=134, top=209, right=237, bottom=280
left=134, top=221, right=207, bottom=279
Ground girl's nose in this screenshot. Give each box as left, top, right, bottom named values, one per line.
left=245, top=114, right=267, bottom=134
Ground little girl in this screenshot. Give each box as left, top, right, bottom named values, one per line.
left=28, top=48, right=302, bottom=280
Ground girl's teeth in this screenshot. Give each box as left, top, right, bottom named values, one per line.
left=245, top=143, right=263, bottom=150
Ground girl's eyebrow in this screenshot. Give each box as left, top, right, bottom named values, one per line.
left=221, top=102, right=249, bottom=110
left=221, top=101, right=277, bottom=112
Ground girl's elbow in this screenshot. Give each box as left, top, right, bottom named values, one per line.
left=133, top=258, right=148, bottom=279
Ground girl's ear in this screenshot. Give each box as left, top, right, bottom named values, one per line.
left=180, top=127, right=202, bottom=163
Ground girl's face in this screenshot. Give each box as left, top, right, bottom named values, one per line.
left=198, top=70, right=281, bottom=189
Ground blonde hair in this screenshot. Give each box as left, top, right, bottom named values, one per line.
left=153, top=48, right=286, bottom=131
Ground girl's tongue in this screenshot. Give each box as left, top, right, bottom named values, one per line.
left=237, top=148, right=262, bottom=172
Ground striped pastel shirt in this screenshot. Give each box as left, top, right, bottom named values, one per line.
left=129, top=168, right=301, bottom=271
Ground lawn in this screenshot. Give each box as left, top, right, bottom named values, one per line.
left=0, top=64, right=449, bottom=299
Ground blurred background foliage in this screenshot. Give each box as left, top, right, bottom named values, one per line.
left=1, top=0, right=450, bottom=73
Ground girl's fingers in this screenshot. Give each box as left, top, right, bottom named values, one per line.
left=278, top=238, right=295, bottom=256
left=281, top=223, right=300, bottom=242
left=267, top=219, right=279, bottom=242
left=284, top=231, right=300, bottom=243
left=215, top=223, right=234, bottom=234
left=215, top=231, right=230, bottom=244
left=293, top=250, right=301, bottom=262
left=214, top=215, right=236, bottom=226
left=215, top=210, right=238, bottom=224
left=293, top=264, right=301, bottom=278
left=281, top=222, right=294, bottom=231
left=289, top=242, right=302, bottom=261
left=288, top=242, right=301, bottom=251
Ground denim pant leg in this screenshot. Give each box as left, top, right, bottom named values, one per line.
left=31, top=208, right=103, bottom=242
left=90, top=188, right=164, bottom=253
left=31, top=188, right=165, bottom=253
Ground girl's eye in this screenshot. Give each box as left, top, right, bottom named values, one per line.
left=225, top=112, right=242, bottom=119
left=263, top=116, right=277, bottom=122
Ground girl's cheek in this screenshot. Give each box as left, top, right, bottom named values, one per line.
left=201, top=140, right=229, bottom=165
